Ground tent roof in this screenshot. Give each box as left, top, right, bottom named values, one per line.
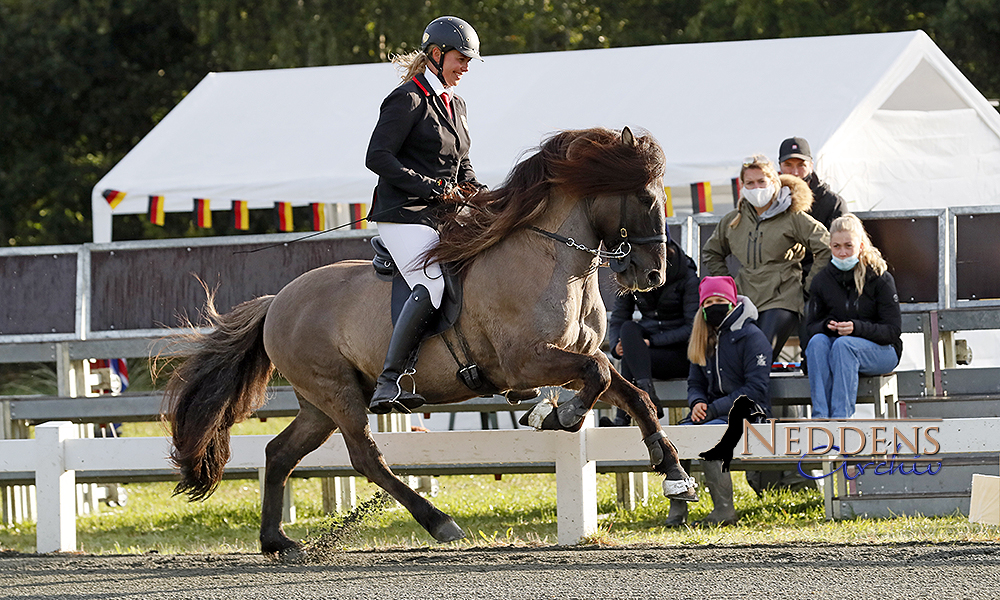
left=92, top=30, right=1000, bottom=241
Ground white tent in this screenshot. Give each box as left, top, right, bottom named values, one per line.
left=92, top=29, right=1000, bottom=242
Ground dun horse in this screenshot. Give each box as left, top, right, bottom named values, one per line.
left=165, top=127, right=696, bottom=557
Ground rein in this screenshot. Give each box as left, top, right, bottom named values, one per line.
left=529, top=194, right=667, bottom=271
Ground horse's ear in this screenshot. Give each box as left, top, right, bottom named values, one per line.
left=621, top=126, right=636, bottom=148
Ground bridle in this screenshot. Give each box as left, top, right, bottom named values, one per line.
left=529, top=193, right=667, bottom=272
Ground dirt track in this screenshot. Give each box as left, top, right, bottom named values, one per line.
left=2, top=542, right=999, bottom=599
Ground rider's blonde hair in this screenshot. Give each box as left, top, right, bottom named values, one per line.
left=392, top=49, right=430, bottom=82
left=830, top=214, right=887, bottom=294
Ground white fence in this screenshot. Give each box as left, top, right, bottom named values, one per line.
left=3, top=416, right=1000, bottom=553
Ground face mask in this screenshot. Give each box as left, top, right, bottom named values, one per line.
left=703, top=303, right=732, bottom=328
left=831, top=255, right=860, bottom=271
left=742, top=184, right=774, bottom=208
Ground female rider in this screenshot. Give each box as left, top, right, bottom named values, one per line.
left=365, top=16, right=485, bottom=414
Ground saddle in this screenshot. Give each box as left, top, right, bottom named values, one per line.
left=371, top=236, right=491, bottom=391
left=371, top=236, right=463, bottom=336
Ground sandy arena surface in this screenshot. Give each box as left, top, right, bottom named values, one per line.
left=2, top=542, right=999, bottom=599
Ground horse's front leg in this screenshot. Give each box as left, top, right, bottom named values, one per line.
left=600, top=369, right=697, bottom=501
left=516, top=344, right=612, bottom=433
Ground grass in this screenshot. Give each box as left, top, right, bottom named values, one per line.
left=1, top=418, right=998, bottom=554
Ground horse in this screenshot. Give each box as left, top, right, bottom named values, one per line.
left=164, top=126, right=697, bottom=558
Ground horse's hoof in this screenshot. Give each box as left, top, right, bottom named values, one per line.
left=431, top=518, right=466, bottom=543
left=662, top=477, right=699, bottom=502
left=518, top=401, right=554, bottom=429
left=277, top=545, right=308, bottom=564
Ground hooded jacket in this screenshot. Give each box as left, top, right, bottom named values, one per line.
left=687, top=295, right=773, bottom=422
left=608, top=239, right=699, bottom=350
left=806, top=262, right=903, bottom=361
left=702, top=174, right=831, bottom=316
left=804, top=172, right=848, bottom=230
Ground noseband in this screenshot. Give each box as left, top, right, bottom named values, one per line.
left=529, top=194, right=667, bottom=272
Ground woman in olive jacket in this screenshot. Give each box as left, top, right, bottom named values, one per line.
left=806, top=214, right=902, bottom=419
left=701, top=155, right=831, bottom=362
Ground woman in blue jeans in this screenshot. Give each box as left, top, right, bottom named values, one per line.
left=806, top=214, right=902, bottom=419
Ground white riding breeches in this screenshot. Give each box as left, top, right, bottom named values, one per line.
left=375, top=222, right=445, bottom=309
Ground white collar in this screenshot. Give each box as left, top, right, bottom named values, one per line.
left=424, top=68, right=452, bottom=97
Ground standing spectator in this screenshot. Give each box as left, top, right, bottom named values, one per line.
left=701, top=155, right=831, bottom=363
left=778, top=137, right=848, bottom=231
left=665, top=276, right=771, bottom=527
left=806, top=214, right=902, bottom=418
left=604, top=237, right=699, bottom=426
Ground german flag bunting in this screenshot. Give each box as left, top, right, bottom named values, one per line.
left=690, top=182, right=712, bottom=214
left=232, top=200, right=249, bottom=230
left=103, top=189, right=127, bottom=209
left=350, top=203, right=368, bottom=229
left=193, top=198, right=212, bottom=228
left=311, top=203, right=327, bottom=232
left=664, top=187, right=674, bottom=217
left=731, top=178, right=742, bottom=208
left=147, top=195, right=165, bottom=226
left=275, top=201, right=293, bottom=232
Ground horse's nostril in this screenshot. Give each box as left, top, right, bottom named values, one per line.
left=648, top=271, right=662, bottom=288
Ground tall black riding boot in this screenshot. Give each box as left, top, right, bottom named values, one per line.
left=369, top=284, right=438, bottom=414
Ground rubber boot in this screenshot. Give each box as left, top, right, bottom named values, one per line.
left=369, top=284, right=438, bottom=414
left=665, top=459, right=691, bottom=526
left=665, top=500, right=688, bottom=527
left=636, top=378, right=664, bottom=419
left=696, top=460, right=738, bottom=526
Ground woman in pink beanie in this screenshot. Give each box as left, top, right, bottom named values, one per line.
left=664, top=276, right=771, bottom=527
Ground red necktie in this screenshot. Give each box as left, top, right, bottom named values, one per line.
left=441, top=92, right=453, bottom=120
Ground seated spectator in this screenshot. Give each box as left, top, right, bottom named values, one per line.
left=603, top=237, right=699, bottom=427
left=806, top=214, right=902, bottom=419
left=665, top=276, right=772, bottom=527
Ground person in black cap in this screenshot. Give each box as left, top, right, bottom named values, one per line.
left=364, top=16, right=485, bottom=414
left=778, top=137, right=848, bottom=231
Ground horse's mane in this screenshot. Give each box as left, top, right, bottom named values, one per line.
left=428, top=127, right=665, bottom=272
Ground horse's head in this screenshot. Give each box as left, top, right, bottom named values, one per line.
left=574, top=127, right=668, bottom=291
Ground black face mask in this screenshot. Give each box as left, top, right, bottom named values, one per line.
left=703, top=303, right=732, bottom=328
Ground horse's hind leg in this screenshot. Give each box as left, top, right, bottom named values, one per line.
left=601, top=369, right=696, bottom=501
left=338, top=420, right=466, bottom=543
left=260, top=395, right=336, bottom=558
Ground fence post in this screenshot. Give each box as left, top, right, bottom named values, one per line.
left=555, top=413, right=597, bottom=545
left=35, top=422, right=77, bottom=553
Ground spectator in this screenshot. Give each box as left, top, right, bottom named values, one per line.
left=603, top=237, right=699, bottom=426
left=702, top=155, right=831, bottom=362
left=665, top=276, right=771, bottom=527
left=778, top=137, right=848, bottom=231
left=806, top=214, right=902, bottom=418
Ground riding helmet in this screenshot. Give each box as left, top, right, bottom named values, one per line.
left=422, top=16, right=482, bottom=61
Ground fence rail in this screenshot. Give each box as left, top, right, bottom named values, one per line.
left=7, top=417, right=998, bottom=553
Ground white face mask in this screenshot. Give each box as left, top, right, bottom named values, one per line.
left=742, top=184, right=775, bottom=208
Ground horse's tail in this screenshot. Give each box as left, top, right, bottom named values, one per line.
left=164, top=293, right=276, bottom=501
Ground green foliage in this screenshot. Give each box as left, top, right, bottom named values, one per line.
left=2, top=0, right=998, bottom=246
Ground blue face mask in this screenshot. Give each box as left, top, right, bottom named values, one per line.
left=831, top=255, right=860, bottom=271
